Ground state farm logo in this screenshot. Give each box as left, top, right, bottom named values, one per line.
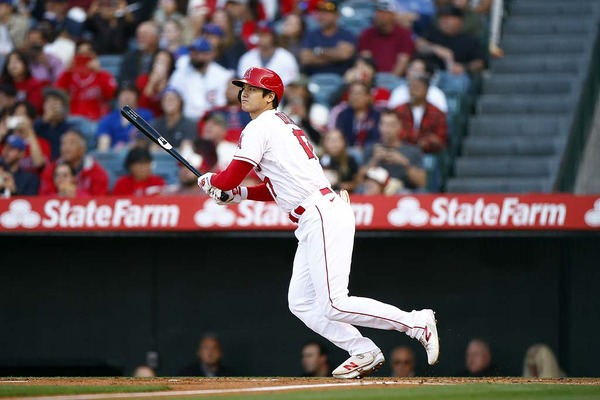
left=0, top=199, right=179, bottom=229
left=584, top=198, right=600, bottom=227
left=0, top=200, right=41, bottom=228
left=193, top=199, right=294, bottom=227
left=194, top=200, right=236, bottom=227
left=388, top=197, right=568, bottom=227
left=389, top=197, right=429, bottom=226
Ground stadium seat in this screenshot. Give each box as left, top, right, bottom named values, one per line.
left=307, top=73, right=344, bottom=107
left=375, top=72, right=404, bottom=92
left=98, top=54, right=123, bottom=78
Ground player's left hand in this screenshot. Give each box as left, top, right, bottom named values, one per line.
left=198, top=172, right=215, bottom=194
left=210, top=186, right=243, bottom=205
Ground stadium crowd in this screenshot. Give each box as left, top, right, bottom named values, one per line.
left=0, top=0, right=492, bottom=198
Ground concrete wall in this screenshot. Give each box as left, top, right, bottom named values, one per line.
left=1, top=233, right=598, bottom=377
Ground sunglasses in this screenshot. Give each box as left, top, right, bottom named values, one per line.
left=393, top=359, right=413, bottom=365
left=317, top=2, right=337, bottom=12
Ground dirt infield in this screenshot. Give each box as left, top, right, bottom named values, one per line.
left=1, top=376, right=599, bottom=394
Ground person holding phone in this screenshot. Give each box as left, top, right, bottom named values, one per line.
left=55, top=39, right=118, bottom=121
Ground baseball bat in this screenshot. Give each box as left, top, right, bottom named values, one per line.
left=120, top=105, right=229, bottom=201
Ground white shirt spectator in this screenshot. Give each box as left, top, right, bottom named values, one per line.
left=237, top=47, right=299, bottom=87
left=388, top=84, right=448, bottom=112
left=169, top=55, right=234, bottom=120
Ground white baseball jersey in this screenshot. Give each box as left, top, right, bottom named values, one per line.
left=388, top=84, right=448, bottom=112
left=237, top=48, right=300, bottom=86
left=232, top=109, right=330, bottom=213
left=168, top=56, right=234, bottom=120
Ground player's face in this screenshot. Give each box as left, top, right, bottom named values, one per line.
left=239, top=84, right=274, bottom=117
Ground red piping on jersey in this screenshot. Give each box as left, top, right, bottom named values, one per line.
left=315, top=205, right=424, bottom=332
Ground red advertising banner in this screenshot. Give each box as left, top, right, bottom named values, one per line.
left=0, top=194, right=599, bottom=232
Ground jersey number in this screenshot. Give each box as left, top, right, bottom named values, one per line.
left=275, top=112, right=315, bottom=159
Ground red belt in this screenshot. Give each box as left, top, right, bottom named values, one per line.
left=289, top=188, right=334, bottom=223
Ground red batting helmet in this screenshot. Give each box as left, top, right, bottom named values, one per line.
left=232, top=67, right=284, bottom=102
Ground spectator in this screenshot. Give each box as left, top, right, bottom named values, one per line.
left=0, top=50, right=48, bottom=114
left=458, top=338, right=501, bottom=377
left=3, top=100, right=50, bottom=173
left=159, top=18, right=187, bottom=58
left=278, top=12, right=307, bottom=62
left=52, top=160, right=90, bottom=197
left=136, top=49, right=176, bottom=117
left=39, top=128, right=109, bottom=196
left=111, top=146, right=166, bottom=196
left=153, top=0, right=185, bottom=26
left=55, top=39, right=118, bottom=122
left=119, top=20, right=161, bottom=87
left=395, top=0, right=436, bottom=36
left=0, top=134, right=40, bottom=196
left=208, top=79, right=252, bottom=144
left=208, top=8, right=248, bottom=72
left=334, top=54, right=391, bottom=110
left=237, top=20, right=299, bottom=87
left=523, top=344, right=565, bottom=378
left=22, top=26, right=65, bottom=84
left=415, top=5, right=486, bottom=93
left=44, top=8, right=87, bottom=67
left=200, top=112, right=237, bottom=172
left=95, top=84, right=153, bottom=152
left=34, top=87, right=71, bottom=161
left=388, top=56, right=447, bottom=112
left=299, top=0, right=356, bottom=76
left=168, top=37, right=233, bottom=121
left=301, top=341, right=332, bottom=378
left=149, top=87, right=196, bottom=154
left=224, top=0, right=266, bottom=50
left=132, top=365, right=156, bottom=378
left=396, top=74, right=447, bottom=154
left=0, top=0, right=29, bottom=65
left=390, top=346, right=416, bottom=377
left=358, top=0, right=415, bottom=77
left=85, top=0, right=136, bottom=55
left=184, top=0, right=214, bottom=43
left=0, top=83, right=17, bottom=113
left=178, top=333, right=234, bottom=377
left=334, top=81, right=380, bottom=161
left=164, top=153, right=208, bottom=196
left=281, top=75, right=328, bottom=144
left=361, top=108, right=426, bottom=192
left=319, top=128, right=359, bottom=193
left=448, top=0, right=485, bottom=43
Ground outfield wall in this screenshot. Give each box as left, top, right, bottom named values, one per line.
left=1, top=233, right=598, bottom=378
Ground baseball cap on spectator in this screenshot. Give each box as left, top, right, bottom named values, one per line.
left=160, top=86, right=183, bottom=99
left=5, top=135, right=27, bottom=151
left=0, top=0, right=13, bottom=5
left=375, top=0, right=398, bottom=13
left=365, top=166, right=389, bottom=187
left=437, top=5, right=464, bottom=18
left=202, top=23, right=224, bottom=37
left=204, top=112, right=227, bottom=127
left=256, top=20, right=275, bottom=35
left=124, top=147, right=153, bottom=170
left=189, top=37, right=212, bottom=52
left=316, top=0, right=338, bottom=12
left=43, top=87, right=70, bottom=108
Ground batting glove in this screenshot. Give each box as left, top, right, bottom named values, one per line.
left=198, top=172, right=215, bottom=194
left=211, top=186, right=247, bottom=205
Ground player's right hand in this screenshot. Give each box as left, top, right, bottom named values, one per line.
left=198, top=172, right=215, bottom=194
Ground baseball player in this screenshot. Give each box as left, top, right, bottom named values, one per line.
left=198, top=67, right=439, bottom=379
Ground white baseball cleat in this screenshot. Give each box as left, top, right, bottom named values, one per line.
left=332, top=350, right=385, bottom=379
left=418, top=309, right=440, bottom=365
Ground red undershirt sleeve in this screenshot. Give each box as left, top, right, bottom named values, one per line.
left=210, top=159, right=275, bottom=202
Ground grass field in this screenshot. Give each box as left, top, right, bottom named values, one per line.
left=0, top=378, right=598, bottom=400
